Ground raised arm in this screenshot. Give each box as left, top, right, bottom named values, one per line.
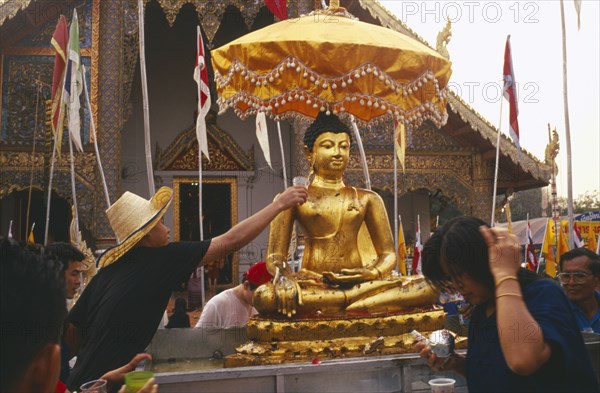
left=201, top=186, right=307, bottom=267
left=480, top=226, right=551, bottom=375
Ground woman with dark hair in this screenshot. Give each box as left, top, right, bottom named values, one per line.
left=416, top=216, right=598, bottom=392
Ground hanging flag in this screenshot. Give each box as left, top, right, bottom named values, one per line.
left=62, top=9, right=84, bottom=152
left=574, top=0, right=582, bottom=30
left=397, top=216, right=407, bottom=276
left=412, top=215, right=422, bottom=275
left=50, top=15, right=69, bottom=157
left=587, top=222, right=597, bottom=252
left=256, top=111, right=272, bottom=169
left=7, top=220, right=13, bottom=240
left=394, top=120, right=406, bottom=172
left=264, top=0, right=288, bottom=20
left=541, top=219, right=557, bottom=277
left=502, top=35, right=520, bottom=156
left=525, top=219, right=538, bottom=271
left=573, top=222, right=584, bottom=248
left=27, top=223, right=36, bottom=245
left=557, top=225, right=570, bottom=262
left=193, top=26, right=210, bottom=160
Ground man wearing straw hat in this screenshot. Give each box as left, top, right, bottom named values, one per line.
left=66, top=185, right=307, bottom=390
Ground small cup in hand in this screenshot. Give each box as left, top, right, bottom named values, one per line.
left=292, top=176, right=308, bottom=187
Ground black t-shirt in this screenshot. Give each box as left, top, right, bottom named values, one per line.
left=66, top=241, right=209, bottom=391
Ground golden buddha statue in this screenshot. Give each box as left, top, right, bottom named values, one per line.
left=225, top=113, right=447, bottom=367
left=254, top=113, right=438, bottom=318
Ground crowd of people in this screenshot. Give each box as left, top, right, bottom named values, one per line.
left=416, top=216, right=599, bottom=392
left=1, top=113, right=599, bottom=392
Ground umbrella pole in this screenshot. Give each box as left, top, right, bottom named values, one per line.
left=349, top=116, right=371, bottom=190
left=276, top=121, right=288, bottom=187
left=138, top=0, right=155, bottom=196
left=393, top=128, right=398, bottom=272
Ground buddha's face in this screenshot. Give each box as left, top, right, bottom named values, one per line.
left=307, top=131, right=351, bottom=177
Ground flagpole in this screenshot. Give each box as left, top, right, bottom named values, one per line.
left=196, top=25, right=206, bottom=308
left=525, top=212, right=529, bottom=266
left=67, top=117, right=81, bottom=244
left=137, top=0, right=155, bottom=196
left=393, top=128, right=398, bottom=273
left=490, top=90, right=505, bottom=227
left=81, top=65, right=111, bottom=209
left=45, top=54, right=71, bottom=245
left=26, top=81, right=43, bottom=240
left=559, top=0, right=575, bottom=248
left=537, top=218, right=548, bottom=274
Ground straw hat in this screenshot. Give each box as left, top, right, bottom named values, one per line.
left=97, top=186, right=173, bottom=268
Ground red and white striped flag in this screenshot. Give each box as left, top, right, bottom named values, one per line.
left=503, top=35, right=520, bottom=156
left=50, top=15, right=68, bottom=157
left=194, top=26, right=210, bottom=160
left=525, top=220, right=538, bottom=271
left=412, top=215, right=422, bottom=275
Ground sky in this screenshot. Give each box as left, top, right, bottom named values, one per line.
left=380, top=0, right=599, bottom=200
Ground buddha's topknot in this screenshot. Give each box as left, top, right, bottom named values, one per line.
left=303, top=112, right=352, bottom=151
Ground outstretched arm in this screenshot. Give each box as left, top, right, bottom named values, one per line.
left=201, top=186, right=307, bottom=266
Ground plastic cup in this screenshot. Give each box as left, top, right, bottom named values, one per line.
left=124, top=371, right=154, bottom=393
left=292, top=176, right=308, bottom=187
left=428, top=378, right=455, bottom=393
left=80, top=379, right=107, bottom=393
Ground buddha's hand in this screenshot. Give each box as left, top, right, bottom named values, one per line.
left=322, top=267, right=379, bottom=286
left=274, top=275, right=303, bottom=317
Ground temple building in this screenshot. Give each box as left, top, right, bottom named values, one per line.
left=0, top=0, right=551, bottom=287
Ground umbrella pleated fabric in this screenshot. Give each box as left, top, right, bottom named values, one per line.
left=211, top=8, right=452, bottom=128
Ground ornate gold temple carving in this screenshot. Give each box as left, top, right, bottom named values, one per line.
left=225, top=308, right=448, bottom=367
left=155, top=113, right=254, bottom=172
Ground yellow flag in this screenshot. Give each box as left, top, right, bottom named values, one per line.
left=542, top=219, right=557, bottom=277
left=27, top=225, right=35, bottom=245
left=398, top=220, right=407, bottom=275
left=587, top=222, right=597, bottom=252
left=557, top=226, right=570, bottom=262
left=394, top=121, right=406, bottom=172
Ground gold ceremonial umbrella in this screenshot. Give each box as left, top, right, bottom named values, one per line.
left=211, top=5, right=452, bottom=128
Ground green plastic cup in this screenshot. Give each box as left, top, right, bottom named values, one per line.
left=124, top=371, right=154, bottom=393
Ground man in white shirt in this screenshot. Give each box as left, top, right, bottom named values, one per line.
left=195, top=262, right=273, bottom=328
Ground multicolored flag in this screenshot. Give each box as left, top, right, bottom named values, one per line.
left=397, top=216, right=407, bottom=275
left=50, top=15, right=69, bottom=157
left=503, top=35, right=520, bottom=156
left=62, top=9, right=84, bottom=152
left=193, top=26, right=210, bottom=160
left=525, top=219, right=538, bottom=271
left=412, top=215, right=422, bottom=275
left=264, top=0, right=288, bottom=20
left=573, top=222, right=584, bottom=248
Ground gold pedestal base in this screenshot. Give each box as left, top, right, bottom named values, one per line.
left=224, top=307, right=447, bottom=367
